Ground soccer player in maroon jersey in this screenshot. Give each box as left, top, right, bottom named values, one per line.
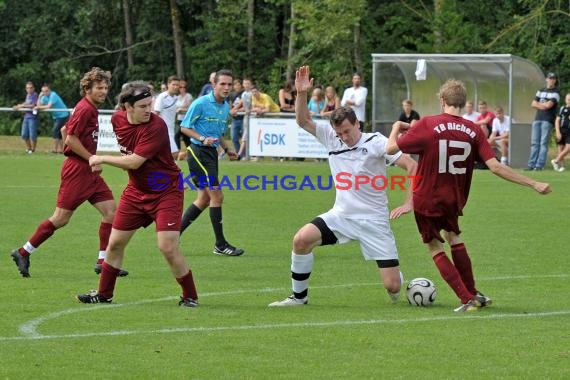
left=387, top=79, right=551, bottom=312
left=10, top=67, right=128, bottom=278
left=76, top=81, right=198, bottom=307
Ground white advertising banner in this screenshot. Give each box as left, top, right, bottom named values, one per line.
left=248, top=117, right=328, bottom=158
left=96, top=114, right=120, bottom=152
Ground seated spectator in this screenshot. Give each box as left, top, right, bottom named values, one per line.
left=308, top=87, right=325, bottom=116
left=487, top=106, right=510, bottom=165
left=251, top=86, right=280, bottom=115
left=462, top=100, right=480, bottom=122
left=398, top=99, right=420, bottom=126
left=321, top=86, right=340, bottom=118
left=474, top=100, right=495, bottom=137
left=278, top=79, right=296, bottom=113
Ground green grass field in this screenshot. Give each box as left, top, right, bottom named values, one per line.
left=1, top=137, right=569, bottom=379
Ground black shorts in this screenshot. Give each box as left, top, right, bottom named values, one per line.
left=186, top=143, right=219, bottom=188
left=557, top=129, right=570, bottom=145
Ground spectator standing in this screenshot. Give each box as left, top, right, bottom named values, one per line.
left=35, top=83, right=70, bottom=154
left=175, top=79, right=193, bottom=160
left=76, top=81, right=198, bottom=307
left=341, top=72, right=368, bottom=130
left=398, top=99, right=420, bottom=126
left=230, top=78, right=247, bottom=155
left=198, top=72, right=216, bottom=97
left=153, top=75, right=181, bottom=160
left=551, top=93, right=570, bottom=172
left=320, top=86, right=340, bottom=118
left=278, top=79, right=296, bottom=113
left=10, top=68, right=127, bottom=278
left=308, top=87, right=325, bottom=116
left=180, top=69, right=244, bottom=257
left=13, top=81, right=39, bottom=154
left=251, top=86, right=280, bottom=115
left=462, top=100, right=480, bottom=123
left=527, top=72, right=560, bottom=171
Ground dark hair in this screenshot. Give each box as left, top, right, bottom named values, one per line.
left=214, top=69, right=233, bottom=83
left=117, top=81, right=152, bottom=109
left=330, top=106, right=357, bottom=128
left=80, top=67, right=111, bottom=97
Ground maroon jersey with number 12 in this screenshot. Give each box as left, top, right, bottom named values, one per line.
left=397, top=113, right=496, bottom=217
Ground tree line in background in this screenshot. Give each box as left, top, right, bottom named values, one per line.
left=0, top=0, right=568, bottom=135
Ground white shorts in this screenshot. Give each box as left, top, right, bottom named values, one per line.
left=168, top=129, right=178, bottom=153
left=318, top=209, right=399, bottom=262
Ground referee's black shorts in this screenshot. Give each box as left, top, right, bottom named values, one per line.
left=186, top=143, right=219, bottom=188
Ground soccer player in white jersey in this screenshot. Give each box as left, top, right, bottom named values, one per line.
left=269, top=66, right=418, bottom=307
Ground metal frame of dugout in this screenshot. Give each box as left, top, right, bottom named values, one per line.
left=371, top=54, right=548, bottom=168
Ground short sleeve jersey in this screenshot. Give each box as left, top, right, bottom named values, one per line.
left=534, top=87, right=560, bottom=123
left=40, top=91, right=69, bottom=119
left=111, top=111, right=180, bottom=195
left=491, top=115, right=510, bottom=135
left=397, top=114, right=496, bottom=217
left=64, top=97, right=99, bottom=157
left=558, top=105, right=570, bottom=131
left=180, top=92, right=230, bottom=147
left=315, top=125, right=402, bottom=219
left=153, top=91, right=178, bottom=130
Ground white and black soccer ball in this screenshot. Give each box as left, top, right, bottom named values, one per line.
left=406, top=277, right=436, bottom=306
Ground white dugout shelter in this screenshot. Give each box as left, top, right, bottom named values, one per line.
left=371, top=54, right=547, bottom=168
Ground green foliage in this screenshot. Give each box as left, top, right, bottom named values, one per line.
left=2, top=0, right=570, bottom=134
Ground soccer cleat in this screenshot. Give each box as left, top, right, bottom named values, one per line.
left=11, top=249, right=30, bottom=278
left=76, top=290, right=112, bottom=304
left=268, top=295, right=308, bottom=307
left=453, top=299, right=480, bottom=313
left=179, top=297, right=198, bottom=307
left=551, top=159, right=561, bottom=171
left=213, top=243, right=244, bottom=257
left=94, top=263, right=129, bottom=277
left=475, top=291, right=492, bottom=307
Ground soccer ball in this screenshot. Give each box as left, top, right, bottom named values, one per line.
left=406, top=278, right=436, bottom=306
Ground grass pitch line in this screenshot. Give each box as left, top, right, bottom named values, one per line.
left=9, top=275, right=570, bottom=341
left=4, top=310, right=570, bottom=342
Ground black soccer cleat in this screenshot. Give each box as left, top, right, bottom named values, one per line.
left=76, top=290, right=113, bottom=304
left=11, top=249, right=30, bottom=278
left=179, top=297, right=198, bottom=307
left=94, top=263, right=129, bottom=277
left=213, top=243, right=244, bottom=257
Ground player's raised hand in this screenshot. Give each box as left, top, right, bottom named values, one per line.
left=295, top=66, right=314, bottom=93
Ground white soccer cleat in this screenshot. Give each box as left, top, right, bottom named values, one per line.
left=268, top=295, right=308, bottom=307
left=551, top=159, right=562, bottom=172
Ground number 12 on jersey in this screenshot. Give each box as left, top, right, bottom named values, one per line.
left=438, top=140, right=471, bottom=174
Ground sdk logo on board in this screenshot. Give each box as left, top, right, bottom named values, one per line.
left=257, top=128, right=285, bottom=152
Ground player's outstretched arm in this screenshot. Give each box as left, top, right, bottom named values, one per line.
left=390, top=153, right=417, bottom=219
left=90, top=153, right=147, bottom=171
left=486, top=158, right=551, bottom=194
left=295, top=66, right=317, bottom=136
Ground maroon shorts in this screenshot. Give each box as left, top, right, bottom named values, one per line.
left=56, top=158, right=114, bottom=210
left=113, top=186, right=183, bottom=232
left=414, top=212, right=461, bottom=243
